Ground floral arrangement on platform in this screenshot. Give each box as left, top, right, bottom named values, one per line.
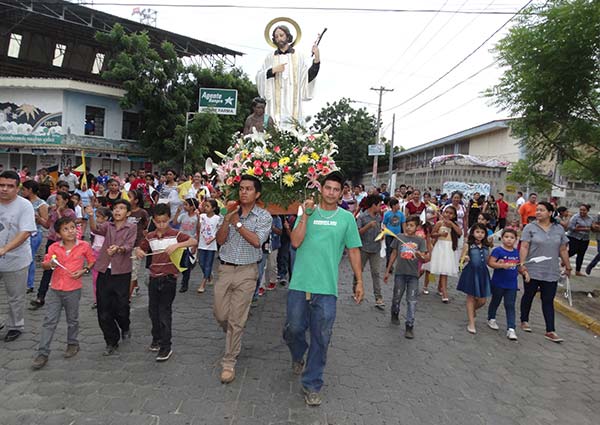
left=215, top=126, right=339, bottom=207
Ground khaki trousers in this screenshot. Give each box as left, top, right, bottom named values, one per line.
left=213, top=263, right=258, bottom=369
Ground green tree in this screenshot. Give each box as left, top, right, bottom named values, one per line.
left=489, top=0, right=600, bottom=183
left=311, top=98, right=378, bottom=181
left=507, top=157, right=553, bottom=193
left=96, top=24, right=258, bottom=173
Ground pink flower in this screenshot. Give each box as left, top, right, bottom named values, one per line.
left=253, top=160, right=262, bottom=167
left=283, top=166, right=290, bottom=173
left=316, top=163, right=324, bottom=171
left=233, top=175, right=241, bottom=183
left=271, top=162, right=278, bottom=169
left=321, top=156, right=329, bottom=163
left=254, top=167, right=264, bottom=176
left=265, top=171, right=273, bottom=179
left=308, top=166, right=316, bottom=174
left=274, top=146, right=281, bottom=153
left=262, top=161, right=270, bottom=168
left=226, top=177, right=234, bottom=185
left=322, top=167, right=330, bottom=174
left=292, top=147, right=300, bottom=155
left=308, top=135, right=315, bottom=141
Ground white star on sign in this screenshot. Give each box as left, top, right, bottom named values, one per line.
left=224, top=97, right=234, bottom=105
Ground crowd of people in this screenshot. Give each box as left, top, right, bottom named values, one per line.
left=0, top=163, right=599, bottom=407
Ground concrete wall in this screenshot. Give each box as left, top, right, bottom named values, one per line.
left=63, top=90, right=123, bottom=139
left=468, top=129, right=522, bottom=163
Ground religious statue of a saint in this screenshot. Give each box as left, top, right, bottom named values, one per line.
left=243, top=97, right=275, bottom=135
left=256, top=20, right=321, bottom=129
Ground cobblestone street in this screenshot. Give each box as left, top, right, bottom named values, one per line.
left=1, top=257, right=600, bottom=425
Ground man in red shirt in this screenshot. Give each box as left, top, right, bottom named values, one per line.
left=496, top=192, right=509, bottom=229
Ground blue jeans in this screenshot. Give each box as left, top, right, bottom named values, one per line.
left=27, top=231, right=43, bottom=289
left=391, top=274, right=418, bottom=326
left=198, top=249, right=216, bottom=279
left=586, top=243, right=600, bottom=272
left=254, top=251, right=269, bottom=297
left=487, top=286, right=517, bottom=329
left=283, top=289, right=337, bottom=393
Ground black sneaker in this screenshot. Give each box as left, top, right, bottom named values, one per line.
left=179, top=286, right=188, bottom=293
left=156, top=349, right=173, bottom=362
left=29, top=300, right=44, bottom=310
left=148, top=342, right=160, bottom=352
left=4, top=330, right=22, bottom=342
left=301, top=386, right=322, bottom=407
left=391, top=313, right=400, bottom=325
left=405, top=325, right=414, bottom=339
left=26, top=288, right=34, bottom=294
left=102, top=345, right=118, bottom=356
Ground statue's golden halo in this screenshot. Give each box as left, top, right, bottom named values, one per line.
left=264, top=17, right=302, bottom=49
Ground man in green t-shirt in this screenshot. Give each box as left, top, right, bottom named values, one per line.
left=284, top=172, right=364, bottom=407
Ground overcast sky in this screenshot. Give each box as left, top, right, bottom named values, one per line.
left=89, top=0, right=533, bottom=150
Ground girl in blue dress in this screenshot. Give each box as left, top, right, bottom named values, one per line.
left=458, top=223, right=492, bottom=334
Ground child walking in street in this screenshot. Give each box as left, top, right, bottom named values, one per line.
left=457, top=223, right=492, bottom=334
left=429, top=205, right=461, bottom=303
left=172, top=198, right=199, bottom=293
left=197, top=199, right=222, bottom=293
left=487, top=228, right=525, bottom=341
left=136, top=204, right=197, bottom=362
left=127, top=190, right=149, bottom=299
left=384, top=215, right=429, bottom=339
left=32, top=217, right=95, bottom=369
left=90, top=207, right=111, bottom=309
left=85, top=200, right=137, bottom=356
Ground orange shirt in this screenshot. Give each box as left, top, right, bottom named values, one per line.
left=519, top=202, right=537, bottom=225
left=44, top=240, right=95, bottom=291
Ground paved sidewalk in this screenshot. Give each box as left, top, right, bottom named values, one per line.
left=1, top=258, right=600, bottom=425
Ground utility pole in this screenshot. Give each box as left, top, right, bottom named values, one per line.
left=370, top=86, right=394, bottom=187
left=388, top=113, right=396, bottom=192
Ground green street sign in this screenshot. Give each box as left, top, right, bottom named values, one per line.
left=198, top=88, right=238, bottom=115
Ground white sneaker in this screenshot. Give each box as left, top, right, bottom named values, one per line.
left=507, top=328, right=518, bottom=340
left=487, top=319, right=499, bottom=330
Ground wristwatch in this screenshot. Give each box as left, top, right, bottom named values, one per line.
left=83, top=266, right=91, bottom=274
left=236, top=222, right=243, bottom=230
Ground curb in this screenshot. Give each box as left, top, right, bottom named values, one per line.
left=554, top=298, right=600, bottom=335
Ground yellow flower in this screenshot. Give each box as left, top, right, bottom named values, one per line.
left=283, top=174, right=296, bottom=187
left=311, top=152, right=320, bottom=161
left=279, top=157, right=291, bottom=166
left=241, top=150, right=249, bottom=159
left=298, top=154, right=309, bottom=164
left=246, top=168, right=255, bottom=176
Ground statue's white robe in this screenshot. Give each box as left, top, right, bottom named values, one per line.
left=256, top=51, right=316, bottom=129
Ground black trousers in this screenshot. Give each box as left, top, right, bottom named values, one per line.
left=498, top=218, right=507, bottom=230
left=148, top=275, right=177, bottom=350
left=96, top=270, right=131, bottom=346
left=568, top=237, right=590, bottom=272
left=520, top=278, right=557, bottom=332
left=37, top=239, right=55, bottom=301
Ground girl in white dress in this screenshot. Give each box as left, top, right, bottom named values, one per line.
left=430, top=205, right=462, bottom=303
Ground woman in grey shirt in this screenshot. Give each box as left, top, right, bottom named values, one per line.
left=519, top=201, right=571, bottom=343
left=566, top=204, right=593, bottom=276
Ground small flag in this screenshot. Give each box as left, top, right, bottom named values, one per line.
left=132, top=7, right=140, bottom=15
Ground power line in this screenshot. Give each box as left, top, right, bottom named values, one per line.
left=398, top=61, right=497, bottom=119
left=384, top=0, right=534, bottom=113
left=78, top=2, right=537, bottom=15
left=377, top=0, right=450, bottom=84
left=405, top=0, right=498, bottom=81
